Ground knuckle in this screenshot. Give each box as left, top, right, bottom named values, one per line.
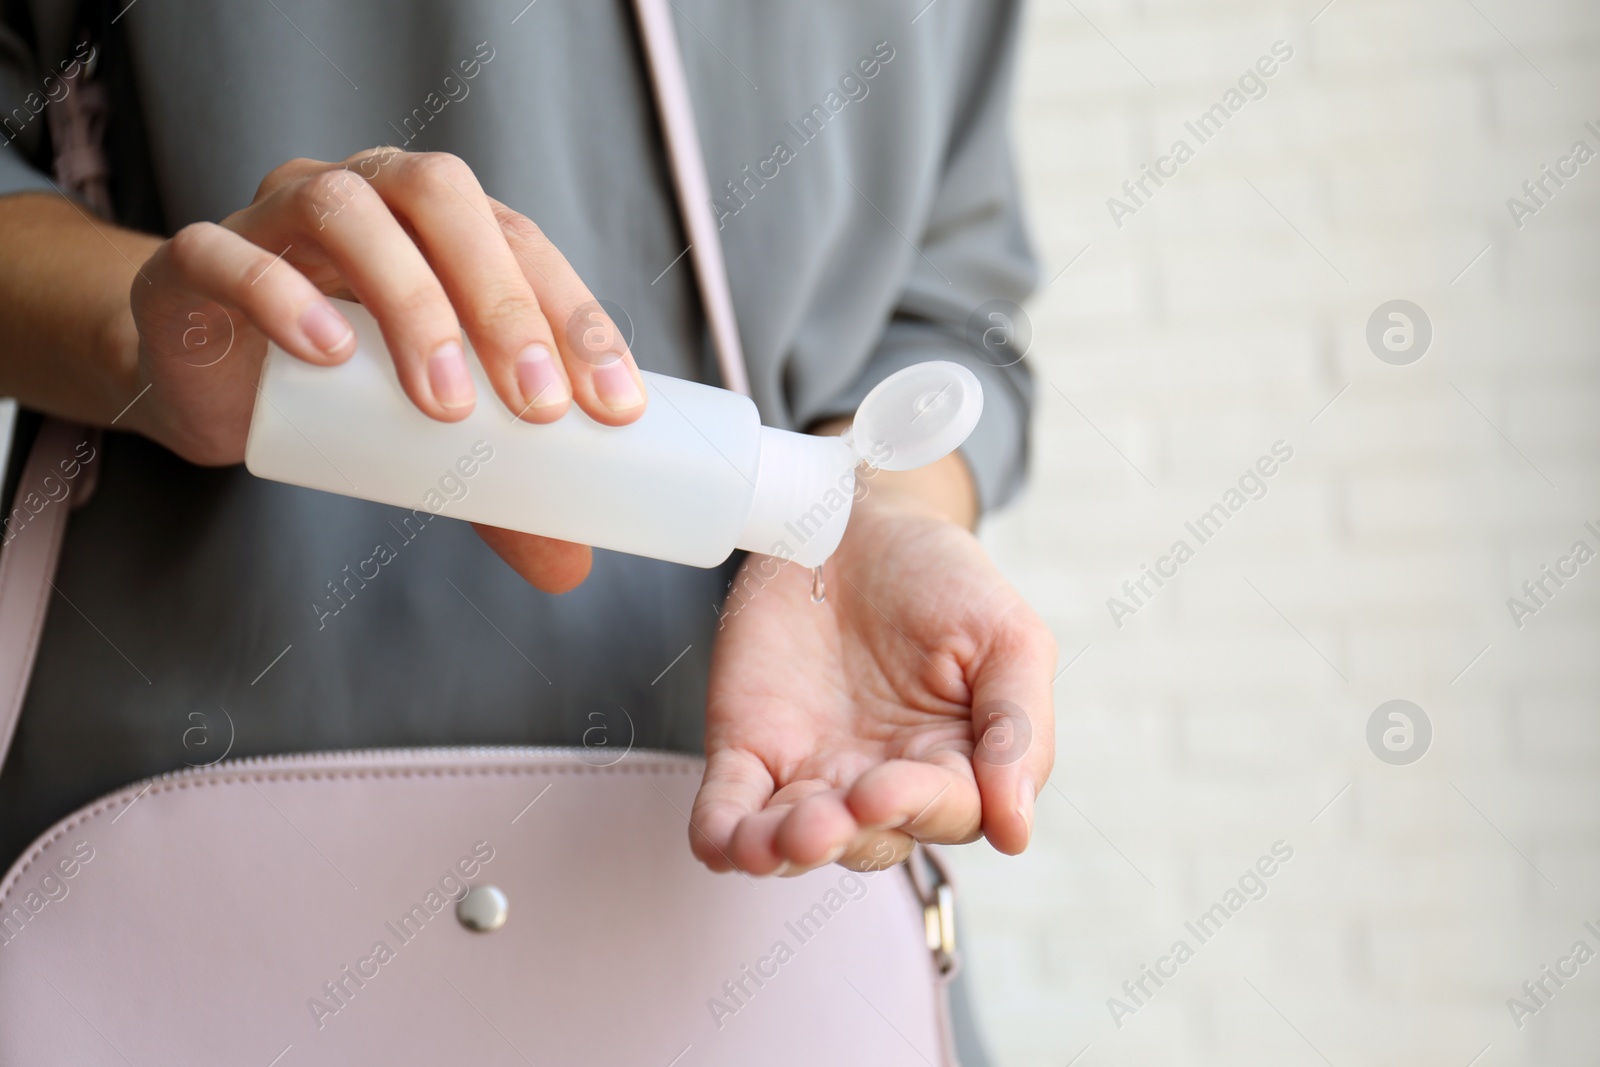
left=342, top=145, right=393, bottom=167
left=407, top=151, right=477, bottom=195
left=495, top=206, right=546, bottom=246
left=471, top=288, right=543, bottom=335
left=164, top=222, right=218, bottom=267
left=255, top=157, right=321, bottom=202
left=298, top=168, right=371, bottom=224
left=394, top=280, right=452, bottom=322
left=229, top=250, right=283, bottom=295
left=345, top=145, right=404, bottom=181
left=307, top=167, right=367, bottom=201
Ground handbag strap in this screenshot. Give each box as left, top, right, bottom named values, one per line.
left=45, top=39, right=113, bottom=218
left=630, top=0, right=751, bottom=397
left=0, top=421, right=100, bottom=770
left=0, top=8, right=111, bottom=772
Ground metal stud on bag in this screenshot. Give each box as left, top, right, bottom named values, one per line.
left=456, top=885, right=509, bottom=932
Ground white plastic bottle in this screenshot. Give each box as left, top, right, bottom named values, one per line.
left=245, top=300, right=983, bottom=569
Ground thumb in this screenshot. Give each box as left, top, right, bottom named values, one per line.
left=472, top=523, right=592, bottom=594
left=969, top=612, right=1056, bottom=854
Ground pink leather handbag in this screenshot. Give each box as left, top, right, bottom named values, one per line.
left=0, top=2, right=964, bottom=1063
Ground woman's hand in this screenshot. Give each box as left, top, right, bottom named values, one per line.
left=690, top=453, right=1057, bottom=874
left=123, top=148, right=647, bottom=591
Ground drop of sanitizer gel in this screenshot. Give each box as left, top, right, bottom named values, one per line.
left=244, top=299, right=985, bottom=571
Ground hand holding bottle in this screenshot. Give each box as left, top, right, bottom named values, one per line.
left=121, top=148, right=648, bottom=589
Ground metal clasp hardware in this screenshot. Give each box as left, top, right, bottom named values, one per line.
left=922, top=882, right=956, bottom=975
left=906, top=843, right=959, bottom=977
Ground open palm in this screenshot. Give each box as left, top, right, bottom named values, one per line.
left=689, top=493, right=1056, bottom=875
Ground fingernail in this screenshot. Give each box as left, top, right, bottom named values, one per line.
left=822, top=844, right=846, bottom=866
left=1017, top=777, right=1036, bottom=837
left=427, top=341, right=473, bottom=409
left=592, top=358, right=643, bottom=412
left=772, top=861, right=793, bottom=878
left=299, top=300, right=354, bottom=355
left=515, top=344, right=567, bottom=409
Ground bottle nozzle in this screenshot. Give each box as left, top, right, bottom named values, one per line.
left=734, top=361, right=985, bottom=567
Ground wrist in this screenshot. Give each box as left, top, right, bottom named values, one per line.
left=856, top=457, right=979, bottom=529
left=94, top=282, right=144, bottom=399
left=0, top=194, right=157, bottom=427
left=810, top=415, right=979, bottom=530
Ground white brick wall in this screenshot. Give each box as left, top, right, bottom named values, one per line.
left=962, top=1, right=1600, bottom=1063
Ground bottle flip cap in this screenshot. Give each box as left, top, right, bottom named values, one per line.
left=847, top=361, right=985, bottom=470
left=735, top=362, right=984, bottom=568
